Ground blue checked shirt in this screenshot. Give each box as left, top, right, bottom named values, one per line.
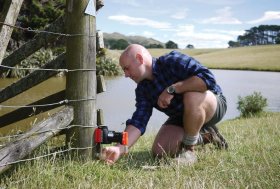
left=126, top=50, right=222, bottom=135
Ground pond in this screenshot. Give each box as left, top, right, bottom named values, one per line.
left=0, top=70, right=279, bottom=134
left=97, top=70, right=280, bottom=133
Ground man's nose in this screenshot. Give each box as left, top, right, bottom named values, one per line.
left=124, top=71, right=130, bottom=77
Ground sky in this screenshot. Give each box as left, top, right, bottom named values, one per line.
left=95, top=0, right=280, bottom=49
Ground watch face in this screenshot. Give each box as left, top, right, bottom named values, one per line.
left=167, top=86, right=175, bottom=94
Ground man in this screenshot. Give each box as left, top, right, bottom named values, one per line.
left=101, top=44, right=228, bottom=165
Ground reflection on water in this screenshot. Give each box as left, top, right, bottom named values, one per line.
left=0, top=70, right=280, bottom=134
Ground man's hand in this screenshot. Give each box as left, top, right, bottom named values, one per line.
left=100, top=125, right=141, bottom=165
left=157, top=88, right=174, bottom=108
left=100, top=146, right=122, bottom=165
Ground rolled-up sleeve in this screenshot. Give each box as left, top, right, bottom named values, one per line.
left=164, top=52, right=221, bottom=94
left=126, top=85, right=153, bottom=135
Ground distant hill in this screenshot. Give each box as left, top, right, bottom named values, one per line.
left=103, top=32, right=165, bottom=49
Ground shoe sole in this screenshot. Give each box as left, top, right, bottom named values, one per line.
left=210, top=125, right=228, bottom=150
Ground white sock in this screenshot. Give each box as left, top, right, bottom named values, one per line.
left=182, top=134, right=199, bottom=146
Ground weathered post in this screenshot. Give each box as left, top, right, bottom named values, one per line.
left=0, top=0, right=24, bottom=64
left=65, top=0, right=96, bottom=159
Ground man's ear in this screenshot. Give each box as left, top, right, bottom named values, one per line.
left=135, top=53, right=144, bottom=64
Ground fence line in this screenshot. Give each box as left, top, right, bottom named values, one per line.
left=0, top=98, right=96, bottom=109
left=0, top=64, right=96, bottom=72
left=0, top=21, right=96, bottom=37
left=0, top=124, right=97, bottom=140
left=0, top=146, right=94, bottom=168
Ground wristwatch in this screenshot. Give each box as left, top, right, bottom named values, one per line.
left=167, top=85, right=176, bottom=95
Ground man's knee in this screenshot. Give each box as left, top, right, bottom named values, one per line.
left=151, top=143, right=166, bottom=158
left=151, top=142, right=180, bottom=158
left=183, top=91, right=217, bottom=123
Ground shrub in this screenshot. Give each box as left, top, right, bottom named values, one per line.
left=237, top=91, right=268, bottom=117
left=5, top=48, right=56, bottom=78
left=96, top=56, right=121, bottom=76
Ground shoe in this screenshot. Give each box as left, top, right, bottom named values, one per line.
left=201, top=125, right=228, bottom=149
left=173, top=148, right=197, bottom=166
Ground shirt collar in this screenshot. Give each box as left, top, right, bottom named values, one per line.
left=152, top=57, right=158, bottom=76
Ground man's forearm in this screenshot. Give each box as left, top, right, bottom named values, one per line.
left=116, top=125, right=141, bottom=154
left=173, top=76, right=207, bottom=94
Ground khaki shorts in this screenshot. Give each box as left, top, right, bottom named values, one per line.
left=164, top=93, right=227, bottom=128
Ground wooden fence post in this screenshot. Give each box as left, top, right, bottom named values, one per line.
left=65, top=0, right=96, bottom=159
left=0, top=0, right=24, bottom=64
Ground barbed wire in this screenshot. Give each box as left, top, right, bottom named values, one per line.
left=0, top=124, right=97, bottom=140
left=0, top=64, right=96, bottom=72
left=0, top=146, right=94, bottom=168
left=0, top=21, right=96, bottom=37
left=0, top=98, right=96, bottom=109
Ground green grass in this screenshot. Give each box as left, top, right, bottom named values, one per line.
left=107, top=45, right=280, bottom=72
left=1, top=112, right=280, bottom=188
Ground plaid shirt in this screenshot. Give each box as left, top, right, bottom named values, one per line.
left=126, top=50, right=222, bottom=135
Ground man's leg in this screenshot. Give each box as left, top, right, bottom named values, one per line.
left=152, top=91, right=227, bottom=162
left=152, top=124, right=184, bottom=158
left=175, top=91, right=217, bottom=164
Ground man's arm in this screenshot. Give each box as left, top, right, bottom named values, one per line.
left=100, top=125, right=141, bottom=164
left=173, top=76, right=207, bottom=94
left=158, top=76, right=207, bottom=109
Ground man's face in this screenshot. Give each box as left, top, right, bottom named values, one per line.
left=120, top=59, right=144, bottom=83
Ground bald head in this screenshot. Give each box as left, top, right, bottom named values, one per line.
left=119, top=44, right=153, bottom=82
left=119, top=44, right=152, bottom=66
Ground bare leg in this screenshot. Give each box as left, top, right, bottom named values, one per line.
left=152, top=124, right=184, bottom=158
left=183, top=91, right=217, bottom=138
left=152, top=91, right=218, bottom=159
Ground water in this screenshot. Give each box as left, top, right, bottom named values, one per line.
left=1, top=70, right=280, bottom=134
left=97, top=70, right=280, bottom=133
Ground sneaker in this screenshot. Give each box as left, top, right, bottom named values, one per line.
left=201, top=125, right=228, bottom=149
left=173, top=149, right=197, bottom=166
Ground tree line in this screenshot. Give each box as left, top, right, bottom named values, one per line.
left=228, top=25, right=280, bottom=47
left=104, top=39, right=180, bottom=50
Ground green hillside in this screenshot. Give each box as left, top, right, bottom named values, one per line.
left=108, top=45, right=280, bottom=72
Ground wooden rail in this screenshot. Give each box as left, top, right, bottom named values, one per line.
left=0, top=0, right=106, bottom=174
left=0, top=53, right=65, bottom=103
left=0, top=16, right=65, bottom=75
left=0, top=0, right=24, bottom=64
left=0, top=106, right=74, bottom=174
left=0, top=90, right=65, bottom=128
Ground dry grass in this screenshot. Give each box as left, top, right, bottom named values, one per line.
left=107, top=45, right=280, bottom=72
left=1, top=112, right=280, bottom=189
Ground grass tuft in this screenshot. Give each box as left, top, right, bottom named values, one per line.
left=1, top=112, right=280, bottom=188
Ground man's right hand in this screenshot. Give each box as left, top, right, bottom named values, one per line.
left=100, top=146, right=122, bottom=165
left=100, top=125, right=141, bottom=165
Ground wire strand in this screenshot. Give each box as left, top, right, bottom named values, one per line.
left=0, top=146, right=94, bottom=168
left=0, top=98, right=96, bottom=109
left=0, top=124, right=97, bottom=140
left=0, top=64, right=96, bottom=72
left=0, top=22, right=96, bottom=37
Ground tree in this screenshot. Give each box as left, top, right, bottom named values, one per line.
left=276, top=33, right=280, bottom=44
left=165, top=40, right=178, bottom=49
left=7, top=0, right=65, bottom=51
left=233, top=25, right=280, bottom=47
left=186, top=44, right=194, bottom=49
left=104, top=39, right=129, bottom=50
left=228, top=40, right=240, bottom=47
left=145, top=44, right=164, bottom=48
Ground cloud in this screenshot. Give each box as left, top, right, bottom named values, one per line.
left=171, top=10, right=188, bottom=19
left=203, top=29, right=246, bottom=36
left=108, top=15, right=171, bottom=29
left=168, top=24, right=243, bottom=48
left=111, top=0, right=140, bottom=7
left=142, top=31, right=155, bottom=37
left=201, top=6, right=242, bottom=24
left=193, top=0, right=244, bottom=5
left=247, top=11, right=280, bottom=24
